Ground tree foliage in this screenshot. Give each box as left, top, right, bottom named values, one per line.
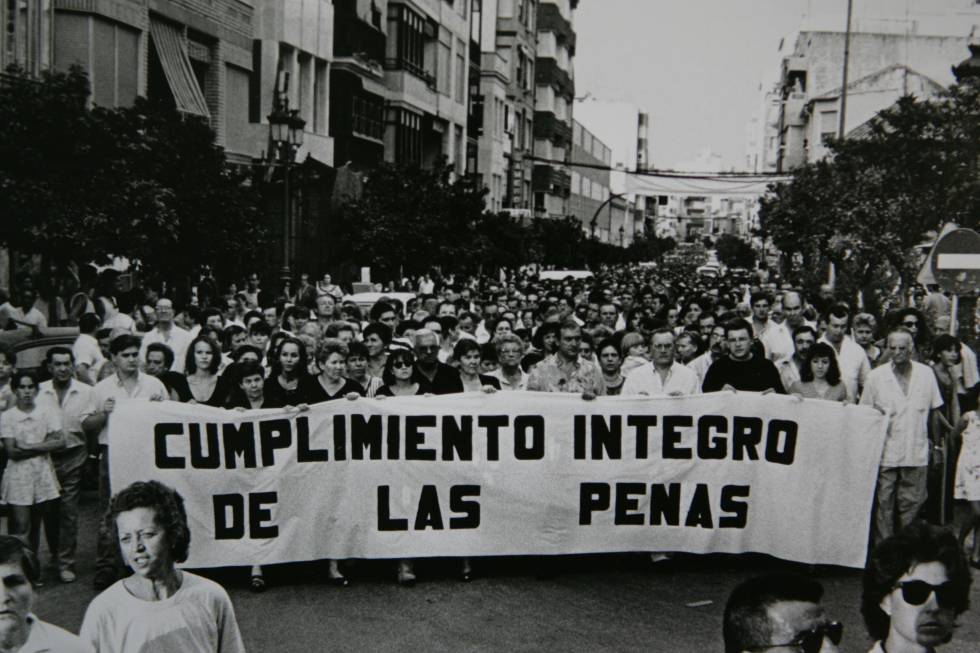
left=714, top=233, right=757, bottom=269
left=0, top=65, right=267, bottom=284
left=760, top=80, right=980, bottom=303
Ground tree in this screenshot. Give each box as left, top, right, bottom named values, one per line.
left=0, top=65, right=267, bottom=286
left=714, top=234, right=756, bottom=269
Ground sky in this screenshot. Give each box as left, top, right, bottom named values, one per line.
left=572, top=0, right=978, bottom=171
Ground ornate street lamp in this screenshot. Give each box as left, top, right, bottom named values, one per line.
left=267, top=82, right=305, bottom=283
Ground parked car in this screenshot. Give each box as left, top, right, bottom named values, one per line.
left=342, top=292, right=417, bottom=317
left=0, top=327, right=80, bottom=380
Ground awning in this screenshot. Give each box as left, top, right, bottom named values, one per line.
left=149, top=18, right=209, bottom=118
left=625, top=171, right=792, bottom=196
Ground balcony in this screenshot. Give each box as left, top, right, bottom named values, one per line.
left=537, top=3, right=576, bottom=55
left=535, top=58, right=574, bottom=99
left=533, top=164, right=571, bottom=197
left=334, top=12, right=386, bottom=68
left=534, top=111, right=572, bottom=146
left=385, top=58, right=437, bottom=90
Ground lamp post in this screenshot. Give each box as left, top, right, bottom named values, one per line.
left=619, top=225, right=625, bottom=247
left=267, top=85, right=306, bottom=283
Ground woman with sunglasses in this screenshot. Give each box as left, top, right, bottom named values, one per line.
left=375, top=350, right=431, bottom=397
left=861, top=521, right=972, bottom=653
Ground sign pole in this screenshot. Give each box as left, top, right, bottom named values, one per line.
left=950, top=294, right=959, bottom=335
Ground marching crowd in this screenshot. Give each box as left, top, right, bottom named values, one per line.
left=0, top=261, right=977, bottom=651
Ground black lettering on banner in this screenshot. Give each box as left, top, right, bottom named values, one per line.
left=478, top=415, right=506, bottom=461
left=591, top=415, right=622, bottom=459
left=351, top=415, right=383, bottom=460
left=513, top=415, right=545, bottom=460
left=405, top=416, right=437, bottom=461
left=449, top=485, right=481, bottom=528
left=579, top=482, right=610, bottom=525
left=765, top=420, right=797, bottom=465
left=614, top=482, right=646, bottom=525
left=223, top=423, right=257, bottom=468
left=732, top=416, right=762, bottom=461
left=649, top=483, right=681, bottom=526
left=662, top=415, right=693, bottom=459
left=386, top=415, right=400, bottom=460
left=333, top=415, right=347, bottom=461
left=377, top=486, right=408, bottom=531
left=414, top=484, right=444, bottom=530
left=627, top=415, right=657, bottom=459
left=296, top=415, right=328, bottom=462
left=248, top=492, right=279, bottom=538
left=573, top=415, right=587, bottom=459
left=259, top=419, right=292, bottom=467
left=443, top=415, right=473, bottom=461
left=697, top=415, right=728, bottom=460
left=685, top=483, right=714, bottom=528
left=213, top=494, right=245, bottom=539
left=719, top=485, right=750, bottom=528
left=189, top=423, right=220, bottom=469
left=154, top=423, right=185, bottom=469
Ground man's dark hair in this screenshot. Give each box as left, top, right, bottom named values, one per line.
left=104, top=480, right=191, bottom=564
left=724, top=318, right=753, bottom=338
left=395, top=319, right=421, bottom=337
left=362, top=322, right=393, bottom=346
left=792, top=325, right=817, bottom=341
left=347, top=341, right=369, bottom=359
left=237, top=361, right=265, bottom=382
left=861, top=521, right=971, bottom=641
left=723, top=573, right=824, bottom=653
left=750, top=292, right=772, bottom=307
left=0, top=535, right=38, bottom=584
left=231, top=344, right=263, bottom=363
left=45, top=345, right=74, bottom=365
left=248, top=320, right=272, bottom=337
left=324, top=321, right=354, bottom=339
left=826, top=303, right=851, bottom=324
left=79, top=312, right=101, bottom=334
left=109, top=334, right=141, bottom=355
left=221, top=324, right=246, bottom=351
left=369, top=300, right=398, bottom=322
left=437, top=315, right=459, bottom=332
left=146, top=342, right=175, bottom=368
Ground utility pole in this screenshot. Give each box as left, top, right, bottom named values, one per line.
left=837, top=0, right=854, bottom=139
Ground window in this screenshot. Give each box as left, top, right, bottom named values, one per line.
left=390, top=5, right=426, bottom=77
left=393, top=108, right=423, bottom=165
left=455, top=40, right=465, bottom=104
left=55, top=12, right=139, bottom=108
left=820, top=109, right=838, bottom=143
left=352, top=93, right=384, bottom=140
left=438, top=37, right=451, bottom=95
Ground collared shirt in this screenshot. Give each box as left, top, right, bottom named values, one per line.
left=139, top=325, right=193, bottom=373
left=526, top=354, right=606, bottom=395
left=775, top=356, right=805, bottom=394
left=72, top=332, right=106, bottom=379
left=37, top=379, right=94, bottom=450
left=21, top=614, right=91, bottom=653
left=622, top=361, right=699, bottom=397
left=92, top=373, right=168, bottom=446
left=487, top=367, right=529, bottom=391
left=820, top=334, right=871, bottom=401
left=860, top=361, right=943, bottom=467
left=755, top=319, right=793, bottom=362
left=687, top=351, right=719, bottom=388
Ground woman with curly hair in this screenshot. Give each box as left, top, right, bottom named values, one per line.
left=81, top=480, right=245, bottom=652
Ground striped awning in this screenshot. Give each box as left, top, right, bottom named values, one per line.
left=149, top=18, right=209, bottom=118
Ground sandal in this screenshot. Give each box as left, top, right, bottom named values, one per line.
left=250, top=574, right=266, bottom=593
left=328, top=574, right=350, bottom=587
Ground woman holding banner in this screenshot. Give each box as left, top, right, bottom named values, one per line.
left=789, top=343, right=848, bottom=402
left=81, top=480, right=245, bottom=653
left=453, top=339, right=500, bottom=393
left=264, top=337, right=318, bottom=408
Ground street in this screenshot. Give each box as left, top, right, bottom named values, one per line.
left=34, top=492, right=980, bottom=652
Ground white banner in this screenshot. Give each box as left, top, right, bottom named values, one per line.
left=109, top=392, right=887, bottom=569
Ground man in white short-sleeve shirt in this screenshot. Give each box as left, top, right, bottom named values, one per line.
left=860, top=329, right=943, bottom=543
left=624, top=329, right=699, bottom=397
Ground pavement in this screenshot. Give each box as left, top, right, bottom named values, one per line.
left=34, top=492, right=980, bottom=652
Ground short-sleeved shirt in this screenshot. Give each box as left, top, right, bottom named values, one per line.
left=0, top=404, right=62, bottom=505
left=622, top=361, right=700, bottom=397
left=139, top=326, right=193, bottom=373
left=755, top=320, right=793, bottom=362
left=80, top=572, right=245, bottom=653
left=72, top=333, right=106, bottom=378
left=37, top=379, right=95, bottom=449
left=92, top=373, right=168, bottom=446
left=860, top=361, right=943, bottom=467
left=526, top=354, right=606, bottom=395
left=820, top=334, right=871, bottom=401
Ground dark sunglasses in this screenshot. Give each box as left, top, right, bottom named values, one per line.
left=391, top=359, right=414, bottom=369
left=902, top=320, right=919, bottom=327
left=896, top=580, right=960, bottom=608
left=748, top=621, right=843, bottom=653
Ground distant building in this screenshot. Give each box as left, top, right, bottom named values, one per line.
left=569, top=119, right=617, bottom=242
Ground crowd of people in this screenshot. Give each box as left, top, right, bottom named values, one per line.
left=0, top=260, right=977, bottom=651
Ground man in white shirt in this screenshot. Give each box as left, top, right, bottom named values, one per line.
left=137, top=298, right=191, bottom=373
left=750, top=293, right=793, bottom=362
left=860, top=329, right=944, bottom=544
left=623, top=329, right=699, bottom=397
left=0, top=284, right=47, bottom=331
left=688, top=324, right=726, bottom=389
left=819, top=305, right=870, bottom=402
left=37, top=347, right=94, bottom=583
left=83, top=334, right=167, bottom=590
left=776, top=325, right=816, bottom=393
left=72, top=313, right=105, bottom=385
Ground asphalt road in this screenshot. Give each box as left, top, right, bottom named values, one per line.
left=34, top=492, right=980, bottom=652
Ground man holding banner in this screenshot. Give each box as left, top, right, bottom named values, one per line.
left=527, top=320, right=605, bottom=396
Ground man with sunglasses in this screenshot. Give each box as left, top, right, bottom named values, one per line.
left=861, top=521, right=971, bottom=653
left=723, top=572, right=842, bottom=653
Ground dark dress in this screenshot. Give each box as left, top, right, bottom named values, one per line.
left=308, top=377, right=365, bottom=403
left=376, top=379, right=433, bottom=397
left=415, top=363, right=464, bottom=395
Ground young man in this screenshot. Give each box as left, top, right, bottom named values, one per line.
left=702, top=319, right=786, bottom=394
left=72, top=313, right=105, bottom=385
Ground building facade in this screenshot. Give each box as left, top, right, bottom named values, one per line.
left=532, top=0, right=574, bottom=219
left=568, top=119, right=611, bottom=239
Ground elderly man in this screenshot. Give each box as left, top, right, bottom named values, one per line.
left=782, top=290, right=814, bottom=332
left=860, top=329, right=944, bottom=543
left=689, top=324, right=727, bottom=389
left=137, top=298, right=191, bottom=373
left=412, top=328, right=463, bottom=394
left=623, top=329, right=699, bottom=397
left=527, top=320, right=605, bottom=396
left=724, top=573, right=841, bottom=653
left=820, top=304, right=870, bottom=401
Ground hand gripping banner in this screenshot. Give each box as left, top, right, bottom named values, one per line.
left=109, top=392, right=887, bottom=568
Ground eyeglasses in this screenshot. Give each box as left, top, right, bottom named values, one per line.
left=747, top=621, right=843, bottom=653
left=417, top=345, right=439, bottom=352
left=391, top=360, right=413, bottom=369
left=902, top=320, right=919, bottom=328
left=896, top=580, right=961, bottom=609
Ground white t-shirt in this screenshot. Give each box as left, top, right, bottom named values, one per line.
left=73, top=333, right=107, bottom=379
left=80, top=572, right=245, bottom=653
left=860, top=361, right=943, bottom=467
left=21, top=614, right=91, bottom=653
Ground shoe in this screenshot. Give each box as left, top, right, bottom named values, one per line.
left=250, top=574, right=266, bottom=593
left=460, top=560, right=473, bottom=582
left=59, top=570, right=77, bottom=584
left=328, top=574, right=350, bottom=587
left=397, top=561, right=416, bottom=587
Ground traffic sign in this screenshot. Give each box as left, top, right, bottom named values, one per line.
left=931, top=228, right=980, bottom=295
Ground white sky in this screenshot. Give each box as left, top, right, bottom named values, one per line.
left=573, top=0, right=978, bottom=171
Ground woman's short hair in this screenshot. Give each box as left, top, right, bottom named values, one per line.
left=347, top=341, right=369, bottom=359
left=105, top=480, right=191, bottom=564
left=800, top=342, right=842, bottom=386
left=597, top=338, right=621, bottom=361
left=382, top=349, right=417, bottom=385
left=146, top=342, right=175, bottom=369
left=453, top=338, right=481, bottom=361
left=184, top=336, right=221, bottom=375
left=493, top=333, right=525, bottom=356
left=316, top=338, right=349, bottom=363
left=363, top=322, right=393, bottom=346
left=0, top=535, right=38, bottom=584
left=931, top=334, right=961, bottom=363
left=10, top=370, right=37, bottom=390
left=620, top=331, right=646, bottom=358
left=861, top=521, right=971, bottom=641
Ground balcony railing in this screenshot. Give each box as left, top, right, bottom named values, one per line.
left=334, top=13, right=386, bottom=65
left=384, top=58, right=437, bottom=90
